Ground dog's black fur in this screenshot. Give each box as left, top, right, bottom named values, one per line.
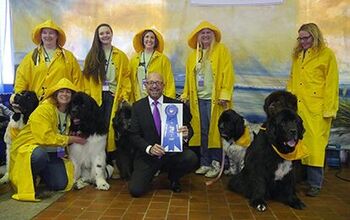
left=228, top=109, right=306, bottom=211
left=69, top=92, right=107, bottom=136
left=263, top=90, right=297, bottom=119
left=12, top=91, right=39, bottom=124
left=112, top=102, right=134, bottom=180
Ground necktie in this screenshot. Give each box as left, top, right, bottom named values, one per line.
left=152, top=100, right=161, bottom=135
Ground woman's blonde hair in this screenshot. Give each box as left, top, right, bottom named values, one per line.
left=292, top=23, right=326, bottom=59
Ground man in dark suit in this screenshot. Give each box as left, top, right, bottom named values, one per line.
left=128, top=72, right=198, bottom=197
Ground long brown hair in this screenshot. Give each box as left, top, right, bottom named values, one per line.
left=292, top=23, right=326, bottom=59
left=83, top=24, right=113, bottom=82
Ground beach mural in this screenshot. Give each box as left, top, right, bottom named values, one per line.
left=11, top=0, right=350, bottom=122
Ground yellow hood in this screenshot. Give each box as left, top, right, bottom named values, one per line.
left=32, top=19, right=66, bottom=46
left=45, top=78, right=77, bottom=99
left=188, top=21, right=221, bottom=49
left=133, top=28, right=164, bottom=53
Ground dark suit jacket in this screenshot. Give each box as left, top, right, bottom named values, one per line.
left=129, top=95, right=193, bottom=157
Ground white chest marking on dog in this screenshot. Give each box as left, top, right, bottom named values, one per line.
left=274, top=160, right=292, bottom=181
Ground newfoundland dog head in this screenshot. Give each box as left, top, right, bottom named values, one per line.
left=263, top=90, right=297, bottom=119
left=113, top=102, right=132, bottom=141
left=12, top=91, right=39, bottom=124
left=266, top=108, right=305, bottom=154
left=69, top=92, right=107, bottom=136
left=218, top=109, right=245, bottom=145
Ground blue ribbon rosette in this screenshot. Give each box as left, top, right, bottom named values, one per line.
left=162, top=104, right=181, bottom=152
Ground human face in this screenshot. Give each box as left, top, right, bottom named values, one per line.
left=56, top=89, right=72, bottom=108
left=145, top=73, right=164, bottom=100
left=197, top=28, right=215, bottom=49
left=98, top=26, right=113, bottom=46
left=143, top=31, right=156, bottom=52
left=298, top=30, right=313, bottom=50
left=41, top=28, right=58, bottom=49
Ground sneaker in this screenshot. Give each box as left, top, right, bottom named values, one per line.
left=306, top=186, right=320, bottom=197
left=105, top=164, right=114, bottom=179
left=205, top=161, right=221, bottom=178
left=195, top=166, right=211, bottom=175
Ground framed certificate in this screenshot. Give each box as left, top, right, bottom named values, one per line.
left=161, top=103, right=183, bottom=152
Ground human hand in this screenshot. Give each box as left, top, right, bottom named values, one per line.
left=69, top=136, right=87, bottom=145
left=150, top=144, right=165, bottom=157
left=178, top=126, right=189, bottom=139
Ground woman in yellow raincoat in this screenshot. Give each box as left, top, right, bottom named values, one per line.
left=287, top=23, right=339, bottom=197
left=12, top=19, right=83, bottom=103
left=129, top=28, right=176, bottom=103
left=9, top=78, right=86, bottom=201
left=180, top=21, right=234, bottom=178
left=82, top=24, right=130, bottom=178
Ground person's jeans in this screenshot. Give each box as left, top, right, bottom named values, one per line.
left=198, top=99, right=221, bottom=166
left=31, top=147, right=68, bottom=190
left=306, top=165, right=324, bottom=188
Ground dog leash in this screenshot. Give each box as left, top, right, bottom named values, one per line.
left=205, top=148, right=226, bottom=186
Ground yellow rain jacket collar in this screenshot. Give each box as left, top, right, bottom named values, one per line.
left=188, top=21, right=221, bottom=49
left=32, top=19, right=66, bottom=47
left=133, top=28, right=164, bottom=53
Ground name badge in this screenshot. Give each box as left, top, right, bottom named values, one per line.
left=197, top=74, right=204, bottom=88
left=102, top=81, right=110, bottom=91
left=142, top=79, right=147, bottom=91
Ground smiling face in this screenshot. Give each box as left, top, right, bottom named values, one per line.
left=98, top=25, right=113, bottom=46
left=145, top=73, right=164, bottom=100
left=298, top=30, right=313, bottom=50
left=197, top=28, right=215, bottom=49
left=56, top=89, right=72, bottom=110
left=142, top=31, right=157, bottom=52
left=41, top=28, right=58, bottom=49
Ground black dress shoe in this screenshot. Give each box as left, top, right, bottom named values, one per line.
left=170, top=181, right=182, bottom=193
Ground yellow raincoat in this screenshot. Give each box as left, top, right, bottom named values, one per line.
left=14, top=20, right=83, bottom=102
left=287, top=47, right=339, bottom=167
left=181, top=21, right=235, bottom=148
left=129, top=28, right=176, bottom=102
left=9, top=78, right=77, bottom=201
left=84, top=47, right=131, bottom=152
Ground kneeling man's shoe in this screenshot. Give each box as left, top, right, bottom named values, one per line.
left=170, top=181, right=182, bottom=193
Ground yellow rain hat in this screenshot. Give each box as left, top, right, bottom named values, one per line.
left=133, top=28, right=164, bottom=53
left=45, top=78, right=77, bottom=99
left=187, top=21, right=221, bottom=49
left=32, top=19, right=66, bottom=46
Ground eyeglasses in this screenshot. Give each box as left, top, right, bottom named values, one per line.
left=145, top=81, right=163, bottom=86
left=297, top=35, right=312, bottom=42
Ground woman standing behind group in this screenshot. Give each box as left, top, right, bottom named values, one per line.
left=181, top=21, right=234, bottom=178
left=13, top=19, right=83, bottom=102
left=287, top=23, right=339, bottom=197
left=82, top=24, right=130, bottom=176
left=129, top=28, right=176, bottom=102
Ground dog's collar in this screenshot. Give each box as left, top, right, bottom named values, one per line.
left=236, top=126, right=251, bottom=148
left=271, top=140, right=309, bottom=161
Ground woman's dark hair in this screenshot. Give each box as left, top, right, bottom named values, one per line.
left=141, top=30, right=158, bottom=50
left=83, top=24, right=113, bottom=82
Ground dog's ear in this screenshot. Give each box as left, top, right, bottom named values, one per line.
left=296, top=114, right=305, bottom=139
left=266, top=116, right=278, bottom=144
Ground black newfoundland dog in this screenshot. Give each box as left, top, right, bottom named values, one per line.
left=228, top=109, right=306, bottom=211
left=0, top=91, right=38, bottom=184
left=218, top=109, right=252, bottom=175
left=68, top=92, right=112, bottom=190
left=112, top=102, right=134, bottom=180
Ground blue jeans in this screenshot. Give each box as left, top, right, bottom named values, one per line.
left=198, top=99, right=222, bottom=166
left=306, top=165, right=324, bottom=188
left=31, top=147, right=68, bottom=190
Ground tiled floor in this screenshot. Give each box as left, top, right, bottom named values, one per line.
left=32, top=166, right=350, bottom=220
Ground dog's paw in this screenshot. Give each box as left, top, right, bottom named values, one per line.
left=251, top=199, right=267, bottom=212
left=74, top=179, right=89, bottom=190
left=96, top=179, right=110, bottom=190
left=0, top=172, right=9, bottom=184
left=289, top=198, right=306, bottom=210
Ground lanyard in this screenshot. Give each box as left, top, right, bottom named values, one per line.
left=43, top=47, right=51, bottom=62
left=105, top=47, right=113, bottom=72
left=141, top=50, right=155, bottom=76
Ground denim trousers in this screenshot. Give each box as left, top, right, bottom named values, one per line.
left=198, top=99, right=222, bottom=166
left=31, top=147, right=68, bottom=190
left=306, top=165, right=324, bottom=188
